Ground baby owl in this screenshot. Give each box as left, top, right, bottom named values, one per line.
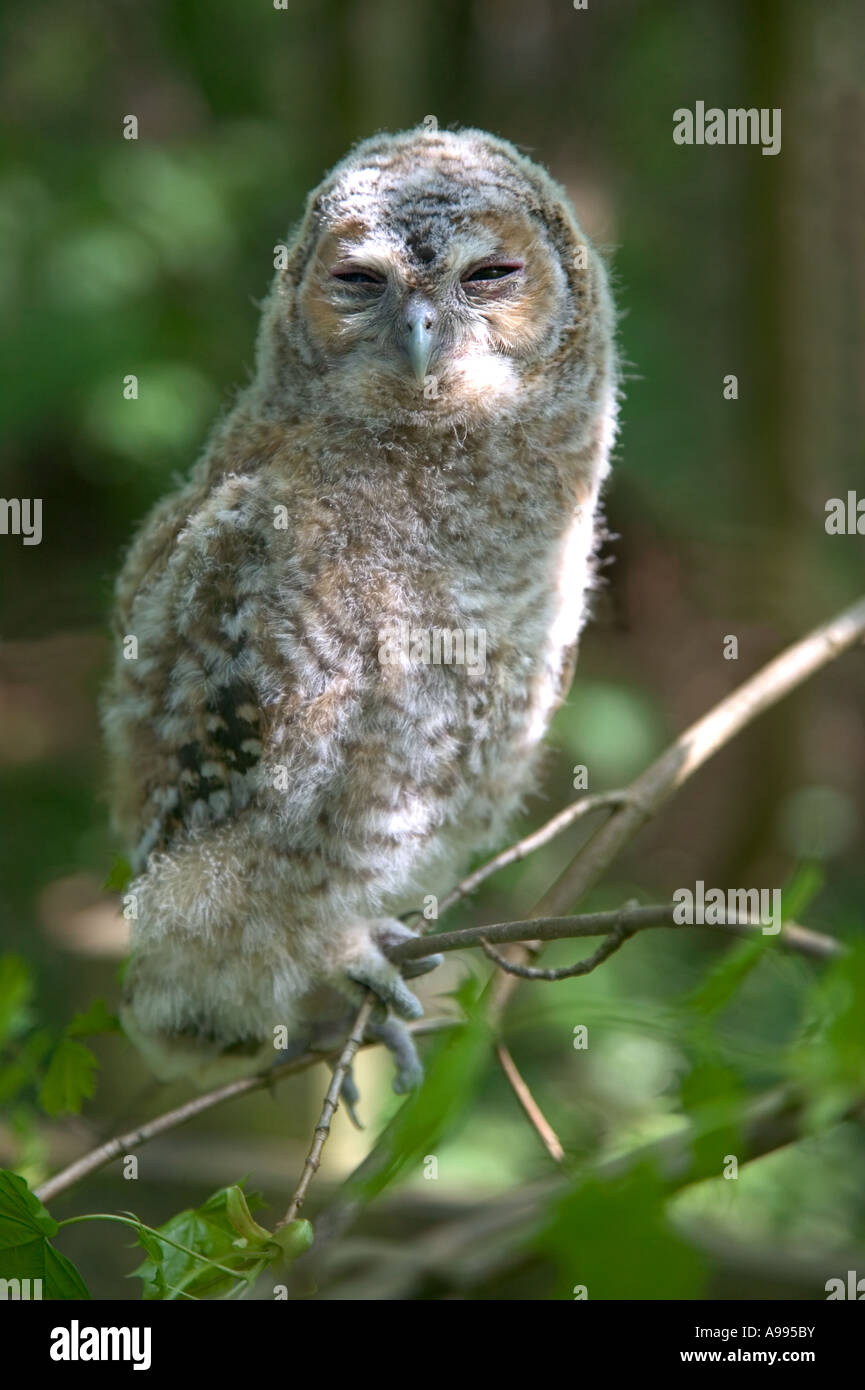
left=103, top=127, right=618, bottom=1095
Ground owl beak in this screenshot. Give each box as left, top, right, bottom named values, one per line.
left=403, top=295, right=437, bottom=385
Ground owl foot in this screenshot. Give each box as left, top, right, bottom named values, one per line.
left=373, top=919, right=444, bottom=980
left=337, top=1064, right=364, bottom=1127
left=339, top=918, right=442, bottom=1021
left=365, top=1016, right=425, bottom=1094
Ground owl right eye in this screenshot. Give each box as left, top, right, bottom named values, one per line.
left=330, top=268, right=385, bottom=286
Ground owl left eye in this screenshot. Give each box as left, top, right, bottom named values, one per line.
left=461, top=262, right=523, bottom=284
left=331, top=268, right=385, bottom=286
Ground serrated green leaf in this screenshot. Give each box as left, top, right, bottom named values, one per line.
left=38, top=1038, right=99, bottom=1117
left=0, top=1169, right=58, bottom=1246
left=129, top=1183, right=279, bottom=1301
left=0, top=1170, right=90, bottom=1298
left=0, top=1028, right=53, bottom=1106
left=66, top=998, right=121, bottom=1039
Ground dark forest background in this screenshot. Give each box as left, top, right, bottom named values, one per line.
left=0, top=0, right=863, bottom=1300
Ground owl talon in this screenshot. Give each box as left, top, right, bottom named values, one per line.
left=338, top=1064, right=364, bottom=1128
left=345, top=962, right=423, bottom=1020
left=373, top=920, right=444, bottom=981
left=366, top=1017, right=424, bottom=1094
left=400, top=951, right=444, bottom=980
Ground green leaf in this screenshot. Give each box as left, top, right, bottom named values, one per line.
left=350, top=980, right=492, bottom=1204
left=224, top=1187, right=312, bottom=1262
left=0, top=956, right=33, bottom=1046
left=684, top=933, right=769, bottom=1018
left=0, top=1168, right=57, bottom=1246
left=0, top=1028, right=53, bottom=1106
left=130, top=1183, right=297, bottom=1301
left=792, top=941, right=865, bottom=1125
left=38, top=1038, right=99, bottom=1116
left=269, top=1219, right=313, bottom=1263
left=0, top=1170, right=90, bottom=1298
left=224, top=1184, right=277, bottom=1246
left=678, top=1059, right=744, bottom=1183
left=66, top=999, right=121, bottom=1039
left=781, top=861, right=824, bottom=921
left=535, top=1162, right=706, bottom=1300
left=103, top=856, right=132, bottom=893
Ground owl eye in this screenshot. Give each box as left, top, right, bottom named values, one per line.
left=331, top=267, right=385, bottom=286
left=462, top=262, right=523, bottom=284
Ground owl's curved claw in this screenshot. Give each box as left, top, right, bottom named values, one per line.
left=366, top=1016, right=424, bottom=1094
left=345, top=960, right=423, bottom=1020
left=337, top=1064, right=364, bottom=1128
left=400, top=951, right=444, bottom=980
left=373, top=920, right=444, bottom=981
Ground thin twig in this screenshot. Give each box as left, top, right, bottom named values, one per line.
left=480, top=921, right=634, bottom=980
left=487, top=594, right=865, bottom=1011
left=33, top=1015, right=455, bottom=1206
left=495, top=1042, right=565, bottom=1163
left=427, top=790, right=628, bottom=922
left=391, top=902, right=843, bottom=964
left=278, top=994, right=375, bottom=1227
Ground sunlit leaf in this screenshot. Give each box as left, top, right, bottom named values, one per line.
left=129, top=1183, right=303, bottom=1301
left=38, top=1038, right=99, bottom=1116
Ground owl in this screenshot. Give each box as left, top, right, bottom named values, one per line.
left=102, top=126, right=618, bottom=1096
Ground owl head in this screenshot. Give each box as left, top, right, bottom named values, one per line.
left=253, top=127, right=615, bottom=436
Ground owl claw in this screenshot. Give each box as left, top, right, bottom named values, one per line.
left=338, top=917, right=439, bottom=1020
left=373, top=920, right=444, bottom=981
left=338, top=1065, right=364, bottom=1128
left=366, top=1017, right=424, bottom=1094
left=400, top=951, right=444, bottom=980
left=345, top=961, right=424, bottom=1020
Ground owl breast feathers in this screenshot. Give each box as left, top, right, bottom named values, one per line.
left=102, top=126, right=618, bottom=1091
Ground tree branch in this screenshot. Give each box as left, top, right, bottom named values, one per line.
left=391, top=902, right=844, bottom=965
left=277, top=995, right=375, bottom=1227
left=427, top=790, right=628, bottom=921
left=33, top=1016, right=455, bottom=1206
left=495, top=1042, right=564, bottom=1163
left=534, top=594, right=865, bottom=924
left=486, top=593, right=865, bottom=1013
